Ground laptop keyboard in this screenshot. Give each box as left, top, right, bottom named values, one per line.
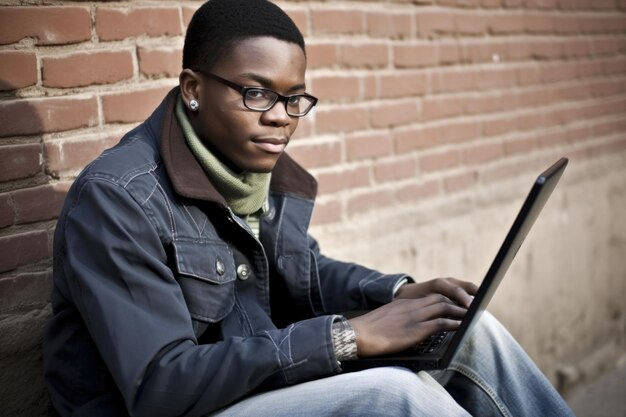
left=413, top=331, right=449, bottom=354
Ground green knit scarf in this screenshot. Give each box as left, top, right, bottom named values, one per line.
left=175, top=97, right=270, bottom=216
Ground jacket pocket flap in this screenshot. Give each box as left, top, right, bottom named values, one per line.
left=173, top=239, right=236, bottom=284
left=173, top=239, right=236, bottom=323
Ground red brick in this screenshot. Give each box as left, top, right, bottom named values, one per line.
left=537, top=129, right=567, bottom=148
left=482, top=118, right=516, bottom=137
left=0, top=7, right=91, bottom=46
left=421, top=96, right=465, bottom=120
left=44, top=135, right=120, bottom=177
left=340, top=43, right=389, bottom=69
left=378, top=72, right=427, bottom=98
left=540, top=62, right=577, bottom=83
left=373, top=158, right=417, bottom=183
left=588, top=79, right=626, bottom=99
left=284, top=8, right=309, bottom=36
left=102, top=86, right=172, bottom=124
left=420, top=150, right=461, bottom=173
left=593, top=37, right=621, bottom=56
left=576, top=61, right=605, bottom=79
left=311, top=75, right=360, bottom=102
left=0, top=52, right=37, bottom=91
left=464, top=41, right=508, bottom=63
left=432, top=68, right=478, bottom=93
left=0, top=144, right=41, bottom=182
left=371, top=101, right=419, bottom=129
left=316, top=166, right=371, bottom=195
left=346, top=131, right=394, bottom=161
left=0, top=193, right=15, bottom=228
left=347, top=188, right=395, bottom=216
left=13, top=183, right=70, bottom=225
left=516, top=65, right=542, bottom=86
left=416, top=11, right=455, bottom=36
left=291, top=115, right=314, bottom=141
left=507, top=40, right=533, bottom=61
left=489, top=14, right=525, bottom=34
left=286, top=141, right=342, bottom=169
left=454, top=13, right=487, bottom=36
left=96, top=7, right=182, bottom=41
left=563, top=39, right=592, bottom=59
left=0, top=96, right=98, bottom=137
left=504, top=0, right=524, bottom=7
left=138, top=47, right=183, bottom=78
left=307, top=43, right=339, bottom=69
left=311, top=9, right=365, bottom=35
left=0, top=230, right=50, bottom=273
left=441, top=121, right=481, bottom=143
left=444, top=171, right=478, bottom=193
left=554, top=16, right=580, bottom=34
left=477, top=67, right=517, bottom=90
left=439, top=41, right=463, bottom=65
left=0, top=270, right=52, bottom=312
left=483, top=0, right=503, bottom=7
left=524, top=0, right=558, bottom=8
left=311, top=198, right=342, bottom=225
left=367, top=12, right=413, bottom=39
left=395, top=180, right=440, bottom=204
left=43, top=50, right=134, bottom=88
left=394, top=43, right=438, bottom=68
left=592, top=118, right=626, bottom=138
left=438, top=0, right=483, bottom=6
left=315, top=107, right=369, bottom=134
left=394, top=126, right=440, bottom=153
left=182, top=6, right=199, bottom=27
left=579, top=16, right=618, bottom=34
left=504, top=136, right=537, bottom=155
left=466, top=93, right=507, bottom=115
left=531, top=40, right=563, bottom=60
left=603, top=57, right=626, bottom=76
left=463, top=142, right=503, bottom=165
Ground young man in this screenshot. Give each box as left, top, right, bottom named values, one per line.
left=43, top=1, right=575, bottom=416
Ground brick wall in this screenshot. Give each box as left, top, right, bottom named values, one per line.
left=1, top=0, right=625, bottom=415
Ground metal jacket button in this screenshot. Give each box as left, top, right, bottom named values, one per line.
left=216, top=260, right=225, bottom=276
left=236, top=264, right=250, bottom=280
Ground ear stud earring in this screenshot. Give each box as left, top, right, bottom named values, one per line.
left=189, top=99, right=199, bottom=111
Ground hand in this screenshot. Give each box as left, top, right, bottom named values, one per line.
left=348, top=277, right=478, bottom=357
left=395, top=278, right=478, bottom=308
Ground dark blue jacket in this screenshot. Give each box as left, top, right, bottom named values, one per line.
left=43, top=89, right=409, bottom=417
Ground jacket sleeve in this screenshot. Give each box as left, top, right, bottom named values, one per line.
left=58, top=178, right=341, bottom=417
left=308, top=236, right=413, bottom=313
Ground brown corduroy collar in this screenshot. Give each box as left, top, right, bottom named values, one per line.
left=159, top=88, right=318, bottom=205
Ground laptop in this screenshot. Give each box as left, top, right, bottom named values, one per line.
left=342, top=157, right=569, bottom=372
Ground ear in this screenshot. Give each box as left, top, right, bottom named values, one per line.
left=179, top=69, right=202, bottom=110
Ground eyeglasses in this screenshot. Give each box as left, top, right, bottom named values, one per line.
left=192, top=69, right=318, bottom=117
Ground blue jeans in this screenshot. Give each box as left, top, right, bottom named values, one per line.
left=208, top=312, right=574, bottom=416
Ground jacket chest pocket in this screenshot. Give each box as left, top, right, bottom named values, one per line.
left=173, top=239, right=236, bottom=324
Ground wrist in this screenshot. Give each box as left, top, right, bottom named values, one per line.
left=331, top=317, right=358, bottom=362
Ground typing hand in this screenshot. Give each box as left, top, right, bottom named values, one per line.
left=348, top=278, right=477, bottom=357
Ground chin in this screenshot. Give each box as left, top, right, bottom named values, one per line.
left=240, top=156, right=280, bottom=174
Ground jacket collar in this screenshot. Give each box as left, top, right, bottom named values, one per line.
left=159, top=88, right=318, bottom=205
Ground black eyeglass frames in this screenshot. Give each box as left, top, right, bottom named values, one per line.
left=191, top=69, right=318, bottom=117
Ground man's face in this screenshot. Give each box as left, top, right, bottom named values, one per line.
left=192, top=37, right=307, bottom=173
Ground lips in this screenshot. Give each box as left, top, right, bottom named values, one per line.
left=251, top=137, right=288, bottom=154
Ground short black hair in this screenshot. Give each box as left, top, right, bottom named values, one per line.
left=183, top=0, right=305, bottom=71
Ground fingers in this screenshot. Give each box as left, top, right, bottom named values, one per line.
left=429, top=278, right=478, bottom=308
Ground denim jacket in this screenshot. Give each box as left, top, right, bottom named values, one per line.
left=43, top=89, right=409, bottom=417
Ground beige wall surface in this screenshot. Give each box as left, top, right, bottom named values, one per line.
left=0, top=0, right=625, bottom=414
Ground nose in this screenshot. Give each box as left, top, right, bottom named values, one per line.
left=260, top=100, right=291, bottom=127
